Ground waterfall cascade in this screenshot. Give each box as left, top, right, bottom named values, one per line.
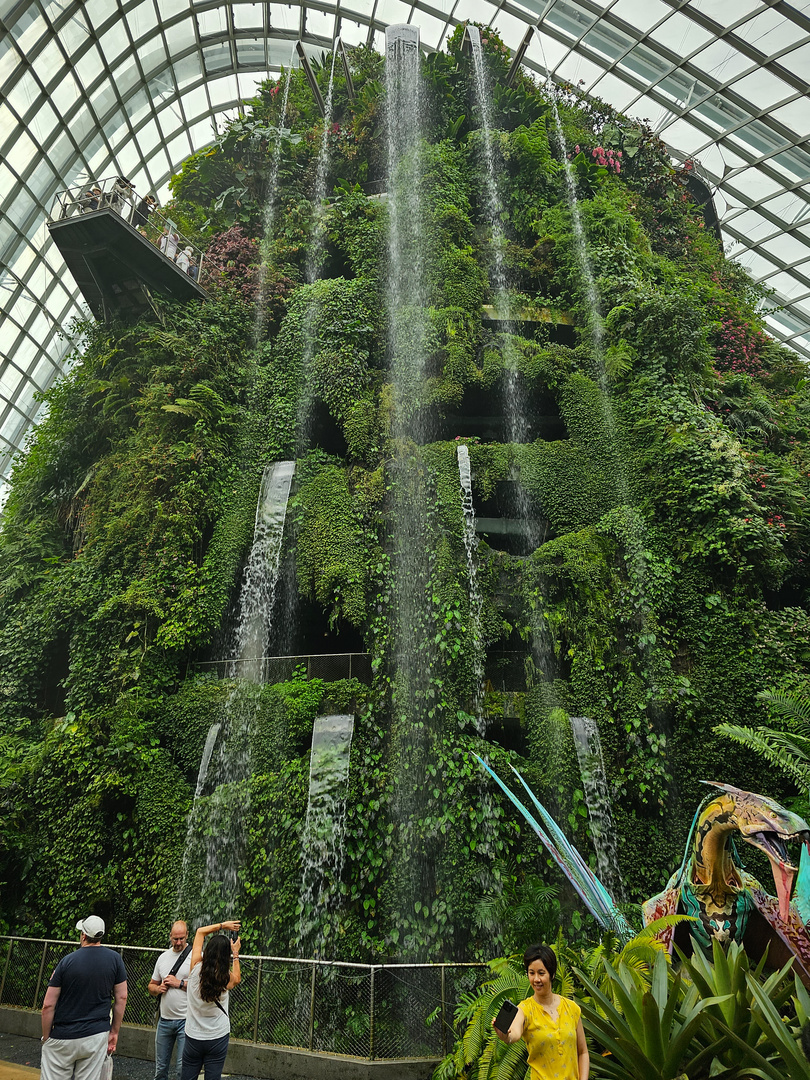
left=298, top=47, right=338, bottom=451
left=297, top=714, right=355, bottom=953
left=178, top=460, right=295, bottom=921
left=307, top=48, right=339, bottom=285
left=570, top=716, right=623, bottom=902
left=457, top=444, right=485, bottom=720
left=254, top=50, right=296, bottom=338
left=467, top=27, right=539, bottom=555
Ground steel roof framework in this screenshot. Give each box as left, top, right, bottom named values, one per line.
left=0, top=0, right=808, bottom=495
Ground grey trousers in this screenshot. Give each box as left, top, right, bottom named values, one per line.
left=41, top=1031, right=108, bottom=1080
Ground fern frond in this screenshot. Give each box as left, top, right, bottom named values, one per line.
left=757, top=690, right=810, bottom=732
left=715, top=723, right=810, bottom=789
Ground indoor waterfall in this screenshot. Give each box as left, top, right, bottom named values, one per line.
left=298, top=46, right=339, bottom=451
left=457, top=444, right=485, bottom=716
left=177, top=460, right=296, bottom=922
left=385, top=24, right=445, bottom=958
left=253, top=49, right=296, bottom=340
left=570, top=715, right=623, bottom=902
left=297, top=714, right=355, bottom=955
left=467, top=26, right=539, bottom=555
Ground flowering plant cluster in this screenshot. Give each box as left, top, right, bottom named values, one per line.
left=587, top=144, right=621, bottom=173
left=713, top=309, right=768, bottom=377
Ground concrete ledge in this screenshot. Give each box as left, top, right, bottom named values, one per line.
left=0, top=1008, right=439, bottom=1080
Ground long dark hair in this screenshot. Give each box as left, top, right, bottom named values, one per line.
left=199, top=935, right=231, bottom=1003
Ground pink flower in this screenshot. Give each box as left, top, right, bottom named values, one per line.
left=595, top=146, right=603, bottom=154
left=575, top=144, right=580, bottom=153
left=615, top=163, right=621, bottom=173
left=617, top=150, right=622, bottom=158
left=598, top=156, right=607, bottom=166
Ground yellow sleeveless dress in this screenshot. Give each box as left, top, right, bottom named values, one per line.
left=519, top=995, right=581, bottom=1080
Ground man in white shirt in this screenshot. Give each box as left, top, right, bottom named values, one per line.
left=148, top=922, right=192, bottom=1080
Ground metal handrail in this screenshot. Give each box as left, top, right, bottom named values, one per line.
left=49, top=176, right=205, bottom=283
left=0, top=936, right=488, bottom=1061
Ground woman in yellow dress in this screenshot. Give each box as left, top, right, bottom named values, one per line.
left=492, top=943, right=589, bottom=1080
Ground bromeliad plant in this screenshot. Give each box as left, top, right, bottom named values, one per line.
left=677, top=939, right=810, bottom=1080
left=579, top=942, right=810, bottom=1080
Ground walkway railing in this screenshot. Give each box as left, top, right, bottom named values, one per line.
left=197, top=651, right=373, bottom=683
left=49, top=176, right=205, bottom=283
left=195, top=650, right=528, bottom=691
left=0, top=937, right=488, bottom=1060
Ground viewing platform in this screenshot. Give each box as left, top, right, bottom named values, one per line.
left=47, top=177, right=207, bottom=321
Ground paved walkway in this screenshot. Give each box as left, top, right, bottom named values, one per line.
left=0, top=1035, right=253, bottom=1080
left=0, top=1062, right=40, bottom=1080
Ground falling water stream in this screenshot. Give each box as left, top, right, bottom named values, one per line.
left=297, top=714, right=355, bottom=954
left=467, top=27, right=539, bottom=554
left=307, top=49, right=339, bottom=286
left=457, top=444, right=485, bottom=715
left=570, top=716, right=623, bottom=901
left=297, top=47, right=339, bottom=450
left=178, top=461, right=295, bottom=922
left=254, top=50, right=296, bottom=339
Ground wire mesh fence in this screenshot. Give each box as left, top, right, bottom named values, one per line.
left=0, top=938, right=488, bottom=1060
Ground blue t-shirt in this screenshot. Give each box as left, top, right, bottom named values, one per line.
left=48, top=946, right=128, bottom=1039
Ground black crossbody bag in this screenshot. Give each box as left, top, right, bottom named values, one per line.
left=159, top=945, right=192, bottom=1019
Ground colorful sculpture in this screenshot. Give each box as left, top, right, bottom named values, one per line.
left=475, top=758, right=810, bottom=984
left=643, top=782, right=810, bottom=984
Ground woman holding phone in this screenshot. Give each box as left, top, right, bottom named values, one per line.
left=492, top=942, right=588, bottom=1080
left=180, top=920, right=241, bottom=1080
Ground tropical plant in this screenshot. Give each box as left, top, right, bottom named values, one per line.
left=716, top=689, right=810, bottom=792
left=556, top=917, right=693, bottom=1007
left=676, top=939, right=810, bottom=1079
left=473, top=863, right=560, bottom=953
left=432, top=955, right=529, bottom=1080
left=433, top=920, right=690, bottom=1080
left=576, top=949, right=732, bottom=1080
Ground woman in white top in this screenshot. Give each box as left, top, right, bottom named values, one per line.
left=180, top=920, right=241, bottom=1080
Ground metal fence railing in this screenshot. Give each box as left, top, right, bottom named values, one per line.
left=49, top=176, right=206, bottom=283
left=0, top=937, right=488, bottom=1061
left=197, top=652, right=374, bottom=684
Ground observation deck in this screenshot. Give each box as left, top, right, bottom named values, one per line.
left=47, top=177, right=207, bottom=321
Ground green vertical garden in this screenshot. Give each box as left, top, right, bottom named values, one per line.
left=1, top=29, right=809, bottom=967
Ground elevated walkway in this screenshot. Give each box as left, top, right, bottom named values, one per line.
left=47, top=178, right=207, bottom=321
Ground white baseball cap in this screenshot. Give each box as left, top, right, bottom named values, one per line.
left=76, top=916, right=105, bottom=940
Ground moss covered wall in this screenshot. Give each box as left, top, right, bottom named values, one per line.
left=1, top=27, right=810, bottom=959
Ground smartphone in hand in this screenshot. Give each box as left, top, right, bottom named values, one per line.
left=493, top=1000, right=519, bottom=1034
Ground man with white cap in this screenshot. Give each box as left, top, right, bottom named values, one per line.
left=40, top=915, right=128, bottom=1080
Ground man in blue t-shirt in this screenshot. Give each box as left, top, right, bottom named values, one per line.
left=40, top=916, right=128, bottom=1080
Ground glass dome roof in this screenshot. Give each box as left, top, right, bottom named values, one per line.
left=1, top=0, right=809, bottom=497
